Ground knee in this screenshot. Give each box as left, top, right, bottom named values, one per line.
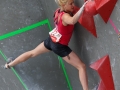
left=29, top=50, right=37, bottom=57
left=77, top=63, right=86, bottom=71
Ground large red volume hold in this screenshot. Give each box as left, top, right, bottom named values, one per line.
left=90, top=55, right=115, bottom=90
left=95, top=0, right=118, bottom=23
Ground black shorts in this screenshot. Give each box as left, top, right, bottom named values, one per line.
left=44, top=36, right=72, bottom=57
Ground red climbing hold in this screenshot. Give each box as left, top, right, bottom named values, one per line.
left=95, top=0, right=118, bottom=23
left=90, top=55, right=115, bottom=90
left=74, top=5, right=97, bottom=37
left=85, top=1, right=98, bottom=15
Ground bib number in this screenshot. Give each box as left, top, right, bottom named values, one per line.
left=49, top=28, right=62, bottom=43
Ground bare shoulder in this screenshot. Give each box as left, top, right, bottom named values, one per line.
left=62, top=13, right=73, bottom=25
left=62, top=13, right=71, bottom=19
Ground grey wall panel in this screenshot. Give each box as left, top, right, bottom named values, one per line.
left=0, top=0, right=45, bottom=35
left=40, top=0, right=58, bottom=29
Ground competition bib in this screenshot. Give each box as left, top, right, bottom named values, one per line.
left=49, top=27, right=62, bottom=43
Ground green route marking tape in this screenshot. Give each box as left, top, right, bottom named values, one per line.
left=0, top=19, right=72, bottom=90
left=58, top=56, right=72, bottom=90
left=0, top=19, right=48, bottom=40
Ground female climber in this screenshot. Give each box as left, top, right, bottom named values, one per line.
left=5, top=0, right=89, bottom=90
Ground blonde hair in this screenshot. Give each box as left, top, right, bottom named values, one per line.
left=55, top=0, right=68, bottom=6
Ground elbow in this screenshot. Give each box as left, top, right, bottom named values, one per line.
left=72, top=20, right=77, bottom=25
left=71, top=18, right=78, bottom=25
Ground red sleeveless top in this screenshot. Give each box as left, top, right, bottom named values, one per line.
left=54, top=9, right=74, bottom=46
